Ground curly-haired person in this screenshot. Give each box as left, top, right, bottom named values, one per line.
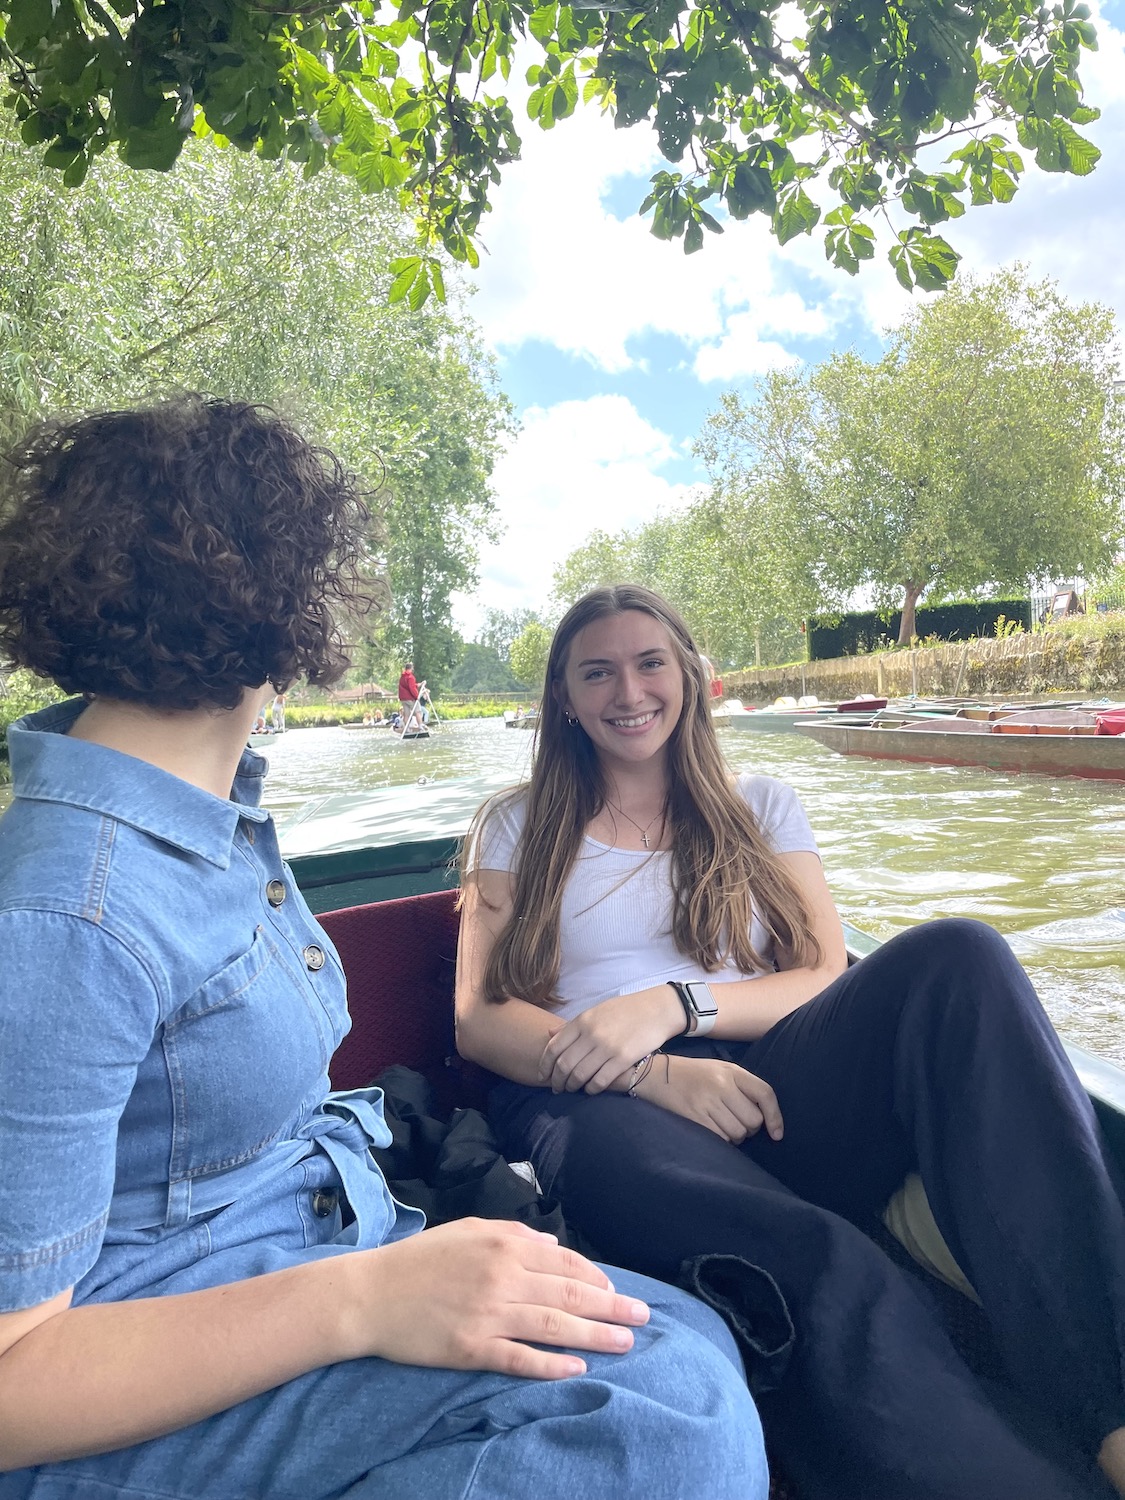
left=0, top=396, right=765, bottom=1500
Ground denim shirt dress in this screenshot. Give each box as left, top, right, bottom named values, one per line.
left=0, top=702, right=768, bottom=1500
left=0, top=700, right=423, bottom=1321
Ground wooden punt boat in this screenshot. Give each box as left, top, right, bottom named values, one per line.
left=724, top=698, right=889, bottom=734
left=285, top=776, right=1125, bottom=1500
left=797, top=706, right=1125, bottom=781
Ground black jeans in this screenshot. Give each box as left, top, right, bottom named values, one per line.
left=491, top=919, right=1125, bottom=1500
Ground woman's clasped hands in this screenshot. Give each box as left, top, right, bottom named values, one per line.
left=538, top=986, right=685, bottom=1095
left=537, top=989, right=783, bottom=1145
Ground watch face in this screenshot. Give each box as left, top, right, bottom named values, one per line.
left=685, top=981, right=719, bottom=1016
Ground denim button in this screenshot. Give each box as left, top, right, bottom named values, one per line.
left=311, top=1189, right=338, bottom=1218
left=266, top=879, right=286, bottom=907
left=303, top=944, right=325, bottom=971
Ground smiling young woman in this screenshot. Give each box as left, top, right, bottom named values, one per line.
left=456, top=583, right=1125, bottom=1500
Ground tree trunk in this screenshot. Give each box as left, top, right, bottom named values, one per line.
left=898, top=582, right=924, bottom=645
left=409, top=553, right=426, bottom=676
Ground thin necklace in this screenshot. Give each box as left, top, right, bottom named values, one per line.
left=605, top=796, right=667, bottom=849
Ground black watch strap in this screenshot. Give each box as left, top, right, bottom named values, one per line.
left=668, top=981, right=695, bottom=1035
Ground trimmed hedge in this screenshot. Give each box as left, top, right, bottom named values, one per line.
left=807, top=599, right=1034, bottom=660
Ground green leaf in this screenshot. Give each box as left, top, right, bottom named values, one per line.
left=529, top=4, right=559, bottom=44
left=5, top=0, right=56, bottom=52
left=912, top=234, right=960, bottom=291
left=388, top=256, right=422, bottom=304
left=773, top=186, right=819, bottom=245
left=726, top=160, right=774, bottom=219
left=62, top=154, right=89, bottom=188
left=888, top=241, right=915, bottom=291
left=407, top=263, right=431, bottom=310
left=1055, top=120, right=1100, bottom=174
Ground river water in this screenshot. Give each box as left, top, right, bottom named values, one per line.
left=252, top=717, right=1125, bottom=1065
left=8, top=716, right=1125, bottom=1063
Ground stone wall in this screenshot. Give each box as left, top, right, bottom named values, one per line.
left=723, top=620, right=1125, bottom=703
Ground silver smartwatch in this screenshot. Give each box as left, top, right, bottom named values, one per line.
left=670, top=980, right=719, bottom=1037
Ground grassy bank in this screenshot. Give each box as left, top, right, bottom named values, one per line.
left=285, top=697, right=516, bottom=729
left=725, top=613, right=1125, bottom=702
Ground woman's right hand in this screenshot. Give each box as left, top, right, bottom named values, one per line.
left=637, top=1055, right=784, bottom=1144
left=350, top=1218, right=651, bottom=1380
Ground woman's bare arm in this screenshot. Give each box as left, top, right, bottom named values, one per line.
left=455, top=869, right=566, bottom=1083
left=0, top=1220, right=652, bottom=1471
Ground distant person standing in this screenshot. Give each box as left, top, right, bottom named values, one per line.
left=397, top=662, right=426, bottom=730
left=700, top=654, right=723, bottom=700
left=271, top=692, right=287, bottom=732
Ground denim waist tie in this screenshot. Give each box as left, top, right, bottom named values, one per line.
left=299, top=1090, right=426, bottom=1246
left=109, top=1087, right=426, bottom=1240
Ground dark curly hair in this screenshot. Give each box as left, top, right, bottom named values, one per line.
left=0, top=394, right=378, bottom=710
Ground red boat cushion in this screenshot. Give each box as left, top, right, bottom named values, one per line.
left=320, top=887, right=463, bottom=1095
left=1096, top=709, right=1125, bottom=736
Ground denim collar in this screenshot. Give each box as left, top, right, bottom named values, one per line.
left=7, top=699, right=270, bottom=869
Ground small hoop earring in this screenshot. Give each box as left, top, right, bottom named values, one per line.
left=565, top=712, right=578, bottom=725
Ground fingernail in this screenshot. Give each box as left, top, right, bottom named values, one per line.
left=629, top=1301, right=649, bottom=1322
left=611, top=1327, right=633, bottom=1348
left=537, top=1232, right=559, bottom=1242
left=564, top=1357, right=586, bottom=1376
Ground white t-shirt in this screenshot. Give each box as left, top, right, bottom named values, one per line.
left=471, top=773, right=819, bottom=1020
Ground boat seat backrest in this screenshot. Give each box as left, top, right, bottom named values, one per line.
left=319, top=888, right=497, bottom=1113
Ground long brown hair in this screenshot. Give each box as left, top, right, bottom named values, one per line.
left=463, top=585, right=822, bottom=1005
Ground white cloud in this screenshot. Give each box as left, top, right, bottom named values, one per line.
left=471, top=92, right=843, bottom=373
left=693, top=322, right=801, bottom=383
left=472, top=10, right=1125, bottom=365
left=455, top=395, right=693, bottom=630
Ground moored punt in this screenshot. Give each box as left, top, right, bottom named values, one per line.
left=797, top=706, right=1125, bottom=781
left=724, top=699, right=889, bottom=734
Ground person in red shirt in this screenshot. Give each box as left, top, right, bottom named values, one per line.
left=397, top=663, right=426, bottom=729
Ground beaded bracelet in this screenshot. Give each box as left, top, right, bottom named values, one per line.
left=628, top=1051, right=656, bottom=1097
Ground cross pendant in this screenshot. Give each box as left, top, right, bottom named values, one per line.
left=642, top=832, right=650, bottom=848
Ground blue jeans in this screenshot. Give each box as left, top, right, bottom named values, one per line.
left=8, top=1268, right=768, bottom=1500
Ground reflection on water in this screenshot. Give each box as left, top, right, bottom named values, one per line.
left=5, top=716, right=1124, bottom=1063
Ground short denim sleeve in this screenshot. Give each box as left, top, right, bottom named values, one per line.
left=0, top=909, right=160, bottom=1311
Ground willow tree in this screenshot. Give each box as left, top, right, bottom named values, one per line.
left=0, top=118, right=512, bottom=687
left=0, top=0, right=1104, bottom=300
left=698, top=268, right=1125, bottom=643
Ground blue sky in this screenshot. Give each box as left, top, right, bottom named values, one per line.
left=455, top=4, right=1125, bottom=631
